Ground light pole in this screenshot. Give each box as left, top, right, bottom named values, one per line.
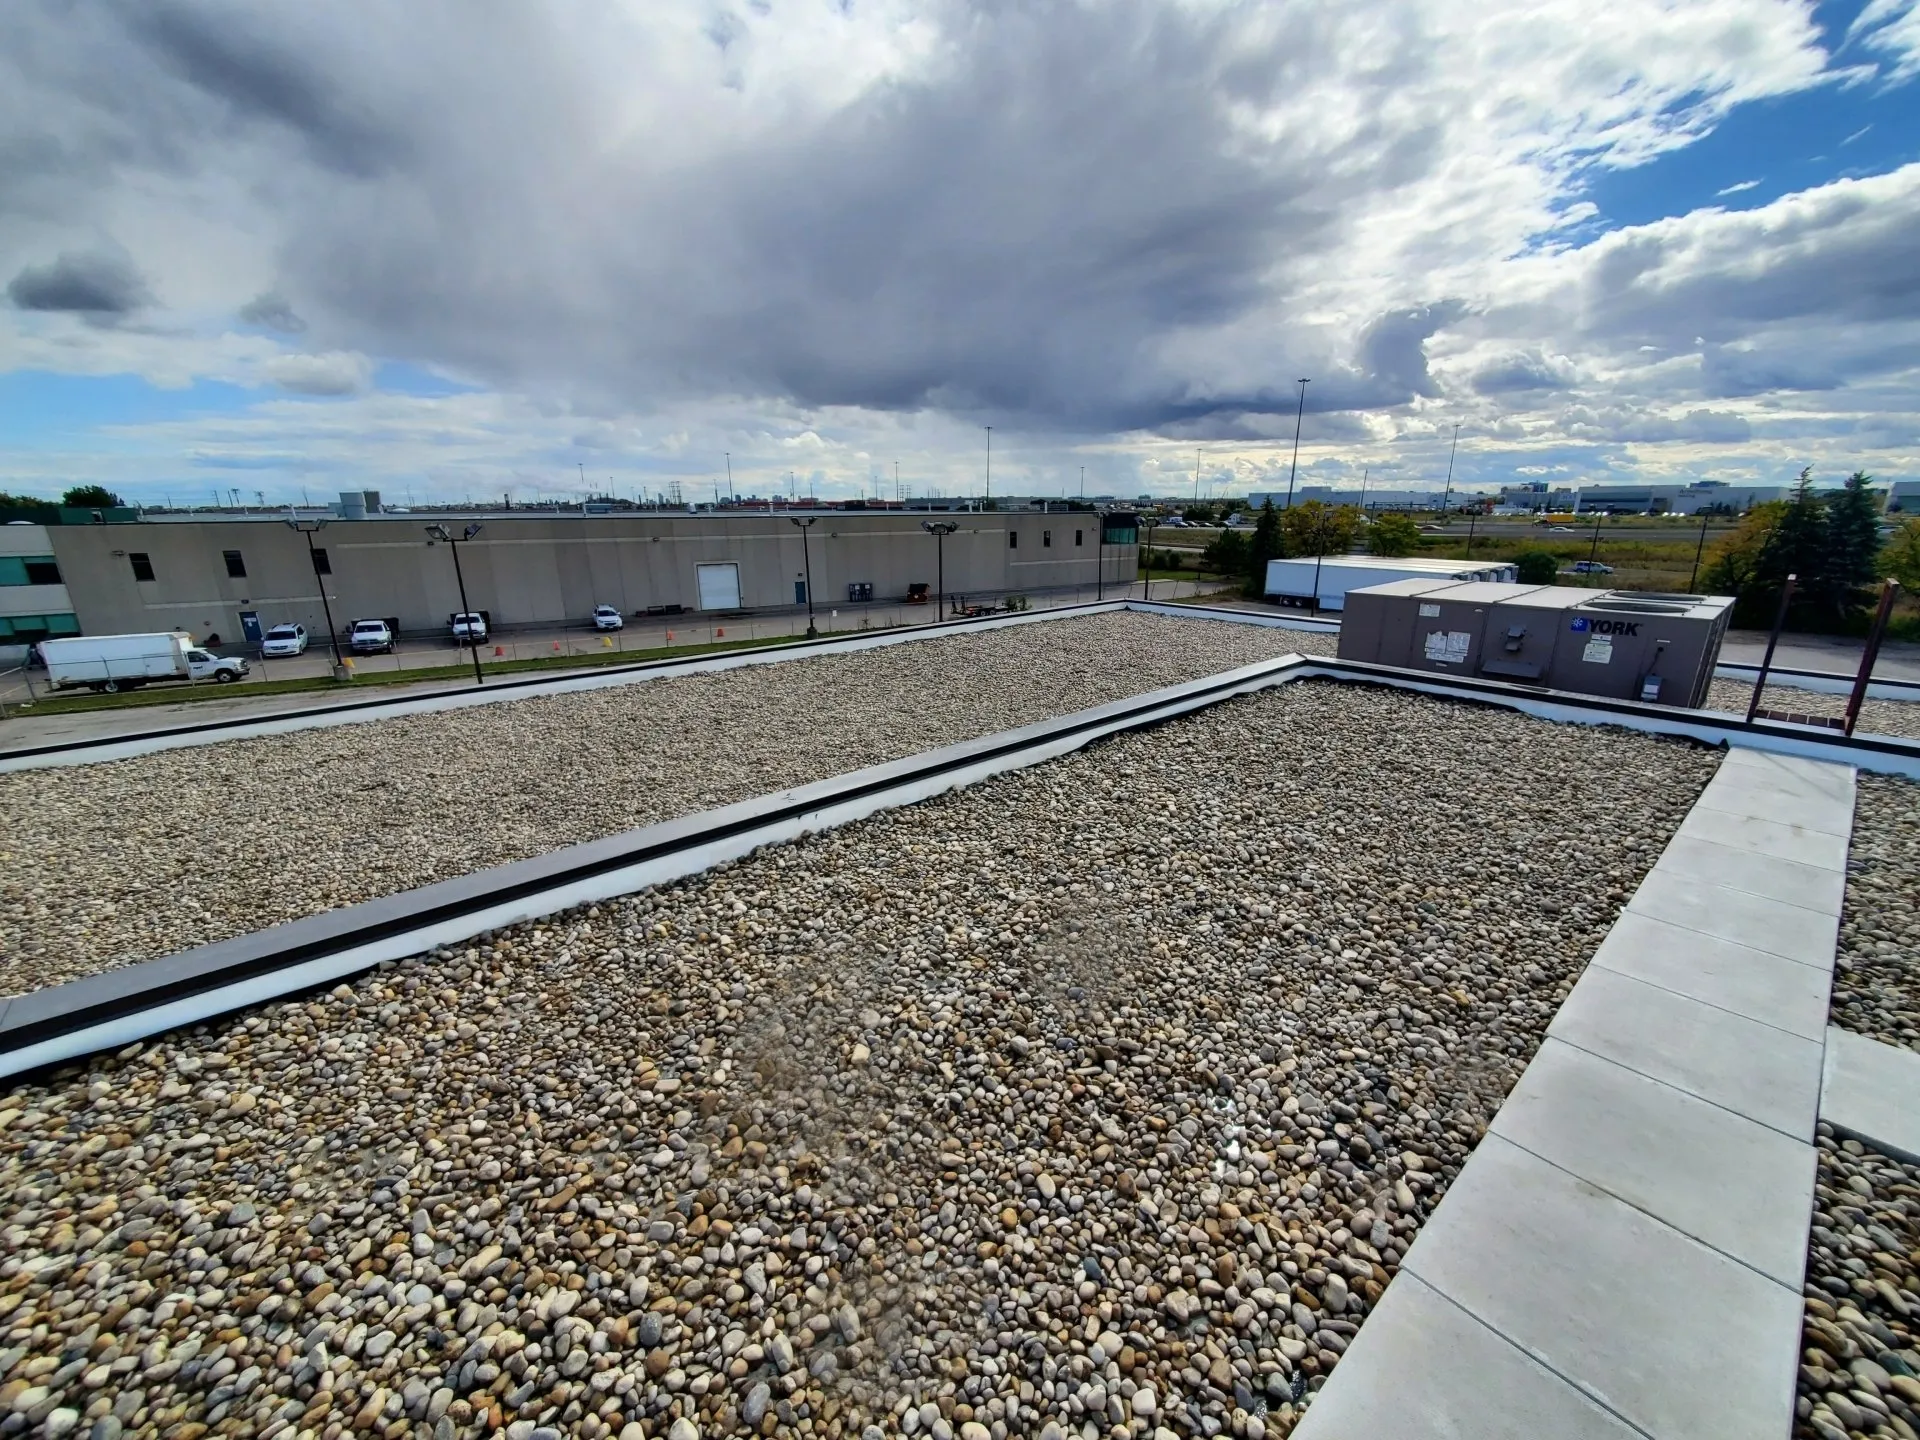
left=286, top=517, right=347, bottom=679
left=725, top=452, right=733, bottom=503
left=1440, top=423, right=1460, bottom=517
left=1140, top=519, right=1157, bottom=601
left=984, top=426, right=992, bottom=510
left=425, top=523, right=486, bottom=686
left=1284, top=379, right=1309, bottom=511
left=922, top=519, right=957, bottom=620
left=1585, top=508, right=1604, bottom=582
left=1194, top=447, right=1201, bottom=507
left=790, top=516, right=819, bottom=637
left=1688, top=509, right=1712, bottom=592
left=1096, top=511, right=1105, bottom=601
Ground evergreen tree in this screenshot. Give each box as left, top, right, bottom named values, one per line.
left=1246, top=498, right=1282, bottom=592
left=1821, top=472, right=1883, bottom=621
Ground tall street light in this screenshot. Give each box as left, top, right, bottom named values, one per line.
left=425, top=523, right=486, bottom=686
left=1139, top=518, right=1158, bottom=602
left=790, top=516, right=819, bottom=637
left=286, top=516, right=347, bottom=679
left=983, top=426, right=992, bottom=510
left=1439, top=423, right=1460, bottom=517
left=1284, top=379, right=1309, bottom=511
left=922, top=519, right=957, bottom=620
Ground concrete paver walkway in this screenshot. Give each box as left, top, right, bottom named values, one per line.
left=1297, top=746, right=1854, bottom=1439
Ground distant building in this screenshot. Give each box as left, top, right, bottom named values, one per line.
left=1888, top=481, right=1920, bottom=514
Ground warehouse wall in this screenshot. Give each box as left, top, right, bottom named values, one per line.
left=47, top=513, right=1136, bottom=642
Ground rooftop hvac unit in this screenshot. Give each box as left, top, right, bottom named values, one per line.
left=1338, top=581, right=1733, bottom=708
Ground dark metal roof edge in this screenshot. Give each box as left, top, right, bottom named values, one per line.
left=0, top=649, right=1304, bottom=1056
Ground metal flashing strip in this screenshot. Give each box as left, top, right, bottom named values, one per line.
left=1713, top=660, right=1920, bottom=702
left=1292, top=658, right=1920, bottom=777
left=0, top=650, right=1310, bottom=1078
left=0, top=602, right=1126, bottom=772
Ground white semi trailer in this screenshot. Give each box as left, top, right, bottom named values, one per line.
left=1264, top=555, right=1519, bottom=612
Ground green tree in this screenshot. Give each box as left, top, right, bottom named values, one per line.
left=1246, top=498, right=1283, bottom=591
left=1704, top=469, right=1833, bottom=627
left=1512, top=549, right=1559, bottom=585
left=1822, top=472, right=1882, bottom=618
left=1368, top=512, right=1421, bottom=557
left=1201, top=527, right=1250, bottom=576
left=1281, top=502, right=1364, bottom=562
left=61, top=485, right=125, bottom=508
left=1883, top=518, right=1920, bottom=593
left=0, top=492, right=61, bottom=523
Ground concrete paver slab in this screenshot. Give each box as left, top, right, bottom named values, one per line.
left=1675, top=805, right=1849, bottom=869
left=1695, top=778, right=1855, bottom=836
left=1624, top=869, right=1839, bottom=965
left=1291, top=1272, right=1642, bottom=1440
left=1650, top=834, right=1846, bottom=917
left=1821, top=1026, right=1920, bottom=1165
left=1400, top=1135, right=1801, bottom=1440
left=1592, top=913, right=1835, bottom=1038
left=1490, top=1038, right=1816, bottom=1285
left=1547, top=965, right=1823, bottom=1139
left=1719, top=747, right=1857, bottom=804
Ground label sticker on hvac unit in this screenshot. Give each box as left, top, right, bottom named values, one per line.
left=1582, top=635, right=1614, bottom=664
left=1424, top=630, right=1472, bottom=663
left=1419, top=603, right=1442, bottom=617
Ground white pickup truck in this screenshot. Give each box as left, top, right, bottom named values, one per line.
left=41, top=633, right=249, bottom=692
left=349, top=619, right=397, bottom=654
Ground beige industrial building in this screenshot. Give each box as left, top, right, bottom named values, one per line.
left=32, top=510, right=1139, bottom=646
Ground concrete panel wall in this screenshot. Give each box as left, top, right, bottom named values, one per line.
left=47, top=513, right=1135, bottom=641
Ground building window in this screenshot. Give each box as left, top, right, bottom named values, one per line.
left=223, top=550, right=247, bottom=578
left=1008, top=531, right=1018, bottom=549
left=0, top=613, right=79, bottom=640
left=311, top=547, right=332, bottom=575
left=129, top=552, right=155, bottom=582
left=0, top=555, right=61, bottom=586
left=1043, top=529, right=1052, bottom=548
left=1076, top=529, right=1084, bottom=546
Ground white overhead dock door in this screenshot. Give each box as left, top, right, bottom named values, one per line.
left=695, top=562, right=741, bottom=611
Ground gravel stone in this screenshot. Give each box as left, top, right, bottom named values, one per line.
left=1794, top=1125, right=1920, bottom=1440
left=0, top=612, right=1329, bottom=997
left=0, top=680, right=1709, bottom=1438
left=1833, top=774, right=1920, bottom=1053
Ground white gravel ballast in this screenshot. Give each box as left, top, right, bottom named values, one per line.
left=0, top=613, right=1329, bottom=998
left=0, top=682, right=1716, bottom=1440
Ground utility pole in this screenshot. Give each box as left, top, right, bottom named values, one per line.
left=1440, top=423, right=1460, bottom=516
left=1284, top=379, right=1309, bottom=511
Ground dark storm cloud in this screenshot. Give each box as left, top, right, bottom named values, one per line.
left=7, top=251, right=150, bottom=314
left=238, top=291, right=306, bottom=333
left=126, top=2, right=401, bottom=177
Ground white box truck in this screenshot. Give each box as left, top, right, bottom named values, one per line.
left=40, top=632, right=250, bottom=693
left=1264, top=555, right=1520, bottom=612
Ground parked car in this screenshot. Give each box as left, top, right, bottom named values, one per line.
left=1549, top=526, right=1578, bottom=533
left=349, top=619, right=396, bottom=654
left=1569, top=560, right=1616, bottom=574
left=451, top=611, right=489, bottom=645
left=592, top=604, right=625, bottom=631
left=260, top=623, right=308, bottom=657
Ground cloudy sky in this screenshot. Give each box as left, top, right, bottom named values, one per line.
left=4, top=0, right=1918, bottom=505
